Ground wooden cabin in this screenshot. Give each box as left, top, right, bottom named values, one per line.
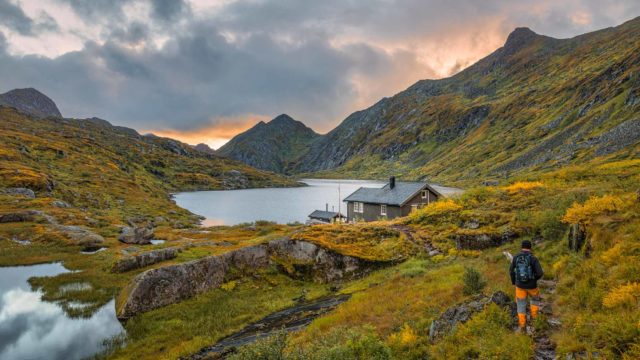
left=344, top=177, right=441, bottom=222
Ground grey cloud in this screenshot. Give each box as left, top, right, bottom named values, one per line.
left=0, top=0, right=35, bottom=35
left=151, top=0, right=190, bottom=21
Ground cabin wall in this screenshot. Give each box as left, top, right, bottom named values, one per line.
left=400, top=189, right=439, bottom=216
left=348, top=202, right=402, bottom=222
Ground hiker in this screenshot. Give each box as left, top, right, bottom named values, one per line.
left=509, top=240, right=544, bottom=331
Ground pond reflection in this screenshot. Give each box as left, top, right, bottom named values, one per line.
left=0, top=263, right=124, bottom=360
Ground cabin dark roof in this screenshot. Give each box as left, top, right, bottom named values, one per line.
left=343, top=182, right=441, bottom=206
left=308, top=210, right=344, bottom=221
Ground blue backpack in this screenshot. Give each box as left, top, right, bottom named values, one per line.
left=514, top=253, right=534, bottom=283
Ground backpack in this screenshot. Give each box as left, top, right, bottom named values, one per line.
left=514, top=253, right=534, bottom=283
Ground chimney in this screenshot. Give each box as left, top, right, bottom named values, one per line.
left=389, top=176, right=396, bottom=189
left=326, top=203, right=329, bottom=211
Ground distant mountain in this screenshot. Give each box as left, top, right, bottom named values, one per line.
left=0, top=88, right=62, bottom=118
left=289, top=18, right=640, bottom=181
left=217, top=114, right=320, bottom=174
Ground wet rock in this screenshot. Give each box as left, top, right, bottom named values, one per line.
left=0, top=187, right=35, bottom=198
left=568, top=224, right=586, bottom=252
left=112, top=248, right=179, bottom=273
left=429, top=291, right=514, bottom=341
left=118, top=224, right=154, bottom=244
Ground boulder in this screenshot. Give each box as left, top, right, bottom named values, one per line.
left=429, top=291, right=514, bottom=341
left=0, top=210, right=43, bottom=223
left=112, top=248, right=179, bottom=273
left=56, top=225, right=105, bottom=247
left=118, top=224, right=154, bottom=244
left=454, top=228, right=517, bottom=250
left=116, top=239, right=378, bottom=319
left=51, top=200, right=71, bottom=208
left=0, top=187, right=35, bottom=198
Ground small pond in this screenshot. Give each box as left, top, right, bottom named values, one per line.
left=173, top=179, right=385, bottom=226
left=0, top=263, right=124, bottom=360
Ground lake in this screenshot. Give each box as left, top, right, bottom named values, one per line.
left=173, top=179, right=385, bottom=226
left=0, top=263, right=124, bottom=360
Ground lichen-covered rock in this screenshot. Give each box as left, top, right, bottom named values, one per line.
left=0, top=187, right=35, bottom=198
left=118, top=224, right=154, bottom=244
left=429, top=291, right=513, bottom=341
left=112, top=248, right=179, bottom=273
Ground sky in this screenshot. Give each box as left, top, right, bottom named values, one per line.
left=0, top=0, right=639, bottom=149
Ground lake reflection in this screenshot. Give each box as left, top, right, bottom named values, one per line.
left=0, top=263, right=124, bottom=360
left=174, top=179, right=386, bottom=226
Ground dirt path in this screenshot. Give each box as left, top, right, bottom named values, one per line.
left=533, top=279, right=558, bottom=360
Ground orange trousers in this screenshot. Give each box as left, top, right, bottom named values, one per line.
left=516, top=287, right=540, bottom=328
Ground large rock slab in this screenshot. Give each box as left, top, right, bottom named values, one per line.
left=112, top=248, right=179, bottom=273
left=0, top=188, right=35, bottom=198
left=116, top=239, right=377, bottom=319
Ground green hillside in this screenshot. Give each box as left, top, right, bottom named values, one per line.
left=273, top=18, right=640, bottom=183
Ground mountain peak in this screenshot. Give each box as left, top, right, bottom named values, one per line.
left=0, top=87, right=62, bottom=118
left=503, top=27, right=539, bottom=53
left=270, top=114, right=295, bottom=124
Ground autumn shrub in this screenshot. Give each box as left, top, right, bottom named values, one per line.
left=504, top=181, right=544, bottom=194
left=603, top=283, right=640, bottom=309
left=408, top=199, right=462, bottom=224
left=561, top=194, right=625, bottom=225
left=462, top=266, right=486, bottom=295
left=287, top=326, right=391, bottom=360
left=228, top=331, right=287, bottom=360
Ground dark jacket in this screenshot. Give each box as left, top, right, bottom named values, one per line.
left=510, top=251, right=543, bottom=289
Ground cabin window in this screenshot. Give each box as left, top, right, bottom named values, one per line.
left=380, top=204, right=387, bottom=216
left=421, top=190, right=428, bottom=199
left=353, top=202, right=364, bottom=213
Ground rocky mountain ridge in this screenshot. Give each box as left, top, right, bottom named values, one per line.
left=0, top=87, right=62, bottom=118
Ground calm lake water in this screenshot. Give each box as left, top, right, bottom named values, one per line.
left=174, top=179, right=386, bottom=226
left=0, top=263, right=124, bottom=360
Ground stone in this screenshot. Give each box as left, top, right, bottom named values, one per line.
left=429, top=291, right=514, bottom=341
left=0, top=210, right=43, bottom=223
left=116, top=239, right=378, bottom=319
left=51, top=200, right=70, bottom=208
left=56, top=225, right=105, bottom=247
left=112, top=248, right=179, bottom=273
left=0, top=187, right=35, bottom=198
left=454, top=228, right=517, bottom=250
left=482, top=180, right=499, bottom=186
left=463, top=219, right=480, bottom=229
left=118, top=224, right=155, bottom=244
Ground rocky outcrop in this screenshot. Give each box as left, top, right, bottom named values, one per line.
left=118, top=224, right=155, bottom=244
left=454, top=228, right=517, bottom=250
left=116, top=239, right=377, bottom=319
left=0, top=187, right=36, bottom=198
left=429, top=291, right=513, bottom=341
left=269, top=238, right=372, bottom=282
left=112, top=248, right=179, bottom=273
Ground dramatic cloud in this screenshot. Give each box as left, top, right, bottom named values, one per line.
left=0, top=0, right=639, bottom=148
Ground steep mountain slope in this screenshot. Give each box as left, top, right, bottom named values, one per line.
left=0, top=106, right=297, bottom=219
left=217, top=114, right=320, bottom=173
left=294, top=18, right=640, bottom=182
left=0, top=88, right=62, bottom=118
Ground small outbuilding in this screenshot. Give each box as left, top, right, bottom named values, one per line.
left=307, top=210, right=346, bottom=224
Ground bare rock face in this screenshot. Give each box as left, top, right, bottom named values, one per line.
left=112, top=248, right=179, bottom=273
left=117, top=255, right=228, bottom=319
left=268, top=238, right=371, bottom=282
left=0, top=88, right=62, bottom=118
left=116, top=239, right=376, bottom=319
left=454, top=228, right=517, bottom=250
left=118, top=224, right=155, bottom=244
